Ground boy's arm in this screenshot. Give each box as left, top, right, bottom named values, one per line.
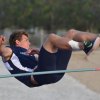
left=0, top=35, right=12, bottom=61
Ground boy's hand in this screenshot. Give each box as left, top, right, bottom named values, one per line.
left=28, top=49, right=39, bottom=55
left=27, top=48, right=39, bottom=55
left=0, top=35, right=5, bottom=46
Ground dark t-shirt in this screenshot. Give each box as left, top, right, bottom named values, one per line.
left=4, top=46, right=38, bottom=87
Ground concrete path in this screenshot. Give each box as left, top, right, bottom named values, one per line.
left=0, top=56, right=100, bottom=100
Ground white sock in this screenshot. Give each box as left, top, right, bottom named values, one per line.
left=68, top=40, right=80, bottom=50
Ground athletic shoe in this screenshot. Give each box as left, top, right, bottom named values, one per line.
left=83, top=37, right=100, bottom=55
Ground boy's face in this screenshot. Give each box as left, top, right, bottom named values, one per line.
left=16, top=35, right=30, bottom=50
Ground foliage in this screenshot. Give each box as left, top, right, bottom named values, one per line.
left=0, top=0, right=100, bottom=32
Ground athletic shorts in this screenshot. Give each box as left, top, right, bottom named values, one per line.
left=34, top=46, right=72, bottom=86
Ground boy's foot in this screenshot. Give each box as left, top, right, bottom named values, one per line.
left=83, top=37, right=100, bottom=55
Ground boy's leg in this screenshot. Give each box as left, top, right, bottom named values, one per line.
left=43, top=29, right=100, bottom=52
left=43, top=33, right=73, bottom=53
left=62, top=29, right=100, bottom=55
left=34, top=29, right=99, bottom=86
left=64, top=29, right=97, bottom=41
left=43, top=30, right=100, bottom=55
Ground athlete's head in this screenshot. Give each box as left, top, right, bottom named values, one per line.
left=9, top=30, right=30, bottom=49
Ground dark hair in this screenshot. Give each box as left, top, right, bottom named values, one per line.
left=9, top=30, right=28, bottom=46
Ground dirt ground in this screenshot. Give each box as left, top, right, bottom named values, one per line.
left=68, top=49, right=100, bottom=93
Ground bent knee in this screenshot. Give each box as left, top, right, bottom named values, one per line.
left=68, top=29, right=76, bottom=33
left=47, top=33, right=56, bottom=42
left=66, top=29, right=77, bottom=39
